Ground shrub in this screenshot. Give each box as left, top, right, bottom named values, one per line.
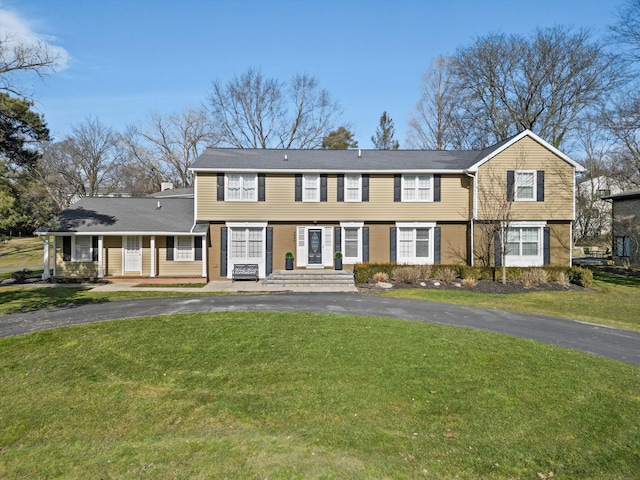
left=461, top=277, right=478, bottom=287
left=393, top=266, right=421, bottom=284
left=459, top=265, right=482, bottom=281
left=556, top=271, right=570, bottom=288
left=520, top=268, right=549, bottom=288
left=10, top=268, right=33, bottom=283
left=417, top=264, right=432, bottom=279
left=569, top=267, right=593, bottom=288
left=372, top=271, right=389, bottom=283
left=436, top=267, right=457, bottom=285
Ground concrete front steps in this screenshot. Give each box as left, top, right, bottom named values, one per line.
left=263, top=269, right=356, bottom=291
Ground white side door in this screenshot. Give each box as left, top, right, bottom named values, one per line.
left=124, top=235, right=142, bottom=273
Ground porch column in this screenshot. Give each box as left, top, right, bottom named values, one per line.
left=201, top=235, right=207, bottom=278
left=97, top=235, right=104, bottom=278
left=42, top=236, right=51, bottom=280
left=150, top=236, right=156, bottom=277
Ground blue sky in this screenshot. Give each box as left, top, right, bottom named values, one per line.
left=1, top=0, right=624, bottom=149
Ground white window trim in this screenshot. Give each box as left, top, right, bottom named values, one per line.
left=401, top=174, right=434, bottom=202
left=71, top=236, right=92, bottom=262
left=344, top=174, right=362, bottom=203
left=396, top=222, right=436, bottom=265
left=226, top=222, right=267, bottom=279
left=303, top=174, right=321, bottom=202
left=226, top=173, right=258, bottom=202
left=504, top=221, right=545, bottom=267
left=174, top=236, right=195, bottom=262
left=340, top=222, right=364, bottom=264
left=514, top=170, right=537, bottom=202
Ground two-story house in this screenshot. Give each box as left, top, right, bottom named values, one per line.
left=35, top=130, right=584, bottom=281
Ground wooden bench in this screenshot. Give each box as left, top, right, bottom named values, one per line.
left=232, top=263, right=259, bottom=282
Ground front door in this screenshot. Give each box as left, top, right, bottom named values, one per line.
left=124, top=235, right=142, bottom=273
left=308, top=229, right=323, bottom=264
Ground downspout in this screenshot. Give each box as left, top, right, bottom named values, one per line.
left=465, top=170, right=477, bottom=267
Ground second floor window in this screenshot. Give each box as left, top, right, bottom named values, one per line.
left=515, top=171, right=536, bottom=201
left=303, top=174, right=320, bottom=202
left=226, top=174, right=257, bottom=201
left=345, top=175, right=362, bottom=202
left=402, top=175, right=433, bottom=202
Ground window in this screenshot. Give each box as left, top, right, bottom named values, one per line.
left=175, top=236, right=194, bottom=261
left=345, top=175, right=362, bottom=202
left=396, top=223, right=435, bottom=264
left=226, top=174, right=257, bottom=201
left=340, top=222, right=364, bottom=263
left=503, top=223, right=545, bottom=266
left=73, top=236, right=92, bottom=262
left=615, top=236, right=631, bottom=257
left=231, top=227, right=263, bottom=259
left=506, top=227, right=539, bottom=256
left=402, top=175, right=433, bottom=202
left=303, top=174, right=320, bottom=202
left=515, top=171, right=536, bottom=201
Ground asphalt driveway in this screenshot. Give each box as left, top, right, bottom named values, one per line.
left=1, top=293, right=639, bottom=366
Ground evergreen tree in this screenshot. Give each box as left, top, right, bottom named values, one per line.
left=371, top=111, right=400, bottom=149
left=322, top=126, right=358, bottom=149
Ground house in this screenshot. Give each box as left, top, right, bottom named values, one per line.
left=35, top=130, right=584, bottom=281
left=601, top=189, right=640, bottom=266
left=575, top=175, right=627, bottom=239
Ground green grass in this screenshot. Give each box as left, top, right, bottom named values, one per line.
left=134, top=282, right=207, bottom=288
left=0, top=286, right=225, bottom=314
left=381, top=278, right=640, bottom=332
left=0, top=312, right=638, bottom=479
left=0, top=237, right=43, bottom=268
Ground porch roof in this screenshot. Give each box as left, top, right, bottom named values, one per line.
left=35, top=197, right=195, bottom=235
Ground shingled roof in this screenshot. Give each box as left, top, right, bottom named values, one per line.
left=35, top=197, right=196, bottom=235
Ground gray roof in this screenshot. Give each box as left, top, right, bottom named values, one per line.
left=35, top=197, right=196, bottom=235
left=601, top=189, right=640, bottom=201
left=148, top=187, right=194, bottom=198
left=190, top=148, right=487, bottom=172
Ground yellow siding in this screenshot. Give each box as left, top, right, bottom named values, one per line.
left=476, top=136, right=575, bottom=221
left=196, top=173, right=470, bottom=222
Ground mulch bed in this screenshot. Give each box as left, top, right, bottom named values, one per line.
left=358, top=278, right=586, bottom=294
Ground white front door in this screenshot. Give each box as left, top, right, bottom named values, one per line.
left=124, top=236, right=142, bottom=273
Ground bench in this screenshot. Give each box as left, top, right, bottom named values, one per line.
left=232, top=263, right=259, bottom=282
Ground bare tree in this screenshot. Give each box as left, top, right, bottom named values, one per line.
left=0, top=34, right=66, bottom=97
left=39, top=118, right=125, bottom=203
left=451, top=27, right=623, bottom=148
left=611, top=0, right=640, bottom=64
left=125, top=108, right=213, bottom=188
left=408, top=55, right=467, bottom=150
left=207, top=68, right=341, bottom=149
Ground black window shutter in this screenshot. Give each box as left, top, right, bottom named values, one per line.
left=434, top=227, right=441, bottom=264
left=166, top=236, right=174, bottom=261
left=543, top=227, right=551, bottom=265
left=434, top=174, right=441, bottom=202
left=334, top=226, right=341, bottom=253
left=494, top=230, right=502, bottom=267
left=217, top=173, right=225, bottom=201
left=394, top=175, right=401, bottom=202
left=63, top=236, right=71, bottom=261
left=337, top=174, right=344, bottom=202
left=258, top=174, right=266, bottom=201
left=390, top=227, right=397, bottom=263
left=537, top=170, right=545, bottom=202
left=92, top=236, right=99, bottom=261
left=266, top=227, right=273, bottom=275
left=220, top=228, right=228, bottom=276
left=320, top=174, right=328, bottom=202
left=295, top=174, right=302, bottom=202
left=195, top=236, right=202, bottom=261
left=507, top=171, right=515, bottom=201
left=363, top=227, right=370, bottom=262
left=362, top=174, right=369, bottom=202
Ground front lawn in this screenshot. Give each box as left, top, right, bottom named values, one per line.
left=381, top=278, right=640, bottom=332
left=0, top=312, right=638, bottom=479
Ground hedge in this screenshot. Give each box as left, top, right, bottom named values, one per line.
left=353, top=263, right=594, bottom=288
